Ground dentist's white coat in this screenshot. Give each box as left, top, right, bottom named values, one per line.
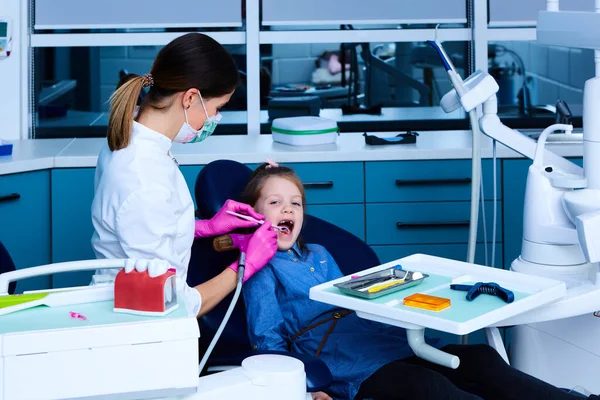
left=90, top=121, right=202, bottom=316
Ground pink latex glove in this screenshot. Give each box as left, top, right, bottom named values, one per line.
left=228, top=222, right=278, bottom=282
left=195, top=199, right=265, bottom=238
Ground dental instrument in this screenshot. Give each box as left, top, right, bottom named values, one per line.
left=334, top=267, right=428, bottom=299
left=450, top=282, right=515, bottom=303
left=225, top=210, right=291, bottom=233
left=212, top=232, right=251, bottom=252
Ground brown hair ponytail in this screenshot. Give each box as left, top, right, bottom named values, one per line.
left=105, top=33, right=240, bottom=152
left=107, top=75, right=145, bottom=151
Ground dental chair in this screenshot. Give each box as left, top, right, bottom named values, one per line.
left=0, top=240, right=17, bottom=295
left=188, top=159, right=381, bottom=394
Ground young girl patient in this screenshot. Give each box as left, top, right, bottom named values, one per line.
left=242, top=161, right=599, bottom=400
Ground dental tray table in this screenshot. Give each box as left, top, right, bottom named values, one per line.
left=0, top=260, right=200, bottom=400
left=310, top=254, right=567, bottom=369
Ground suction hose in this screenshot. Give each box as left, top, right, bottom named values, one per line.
left=467, top=109, right=482, bottom=264
left=198, top=253, right=246, bottom=376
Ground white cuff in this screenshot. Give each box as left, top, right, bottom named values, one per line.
left=180, top=281, right=202, bottom=317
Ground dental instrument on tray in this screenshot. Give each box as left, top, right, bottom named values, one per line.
left=226, top=210, right=291, bottom=233
left=450, top=282, right=515, bottom=303
left=334, top=266, right=428, bottom=299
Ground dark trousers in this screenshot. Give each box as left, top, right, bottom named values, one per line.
left=355, top=344, right=597, bottom=400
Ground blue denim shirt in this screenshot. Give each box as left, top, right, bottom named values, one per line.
left=243, top=243, right=442, bottom=399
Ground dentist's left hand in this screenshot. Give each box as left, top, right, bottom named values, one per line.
left=124, top=258, right=172, bottom=278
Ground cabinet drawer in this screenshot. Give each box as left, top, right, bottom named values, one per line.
left=306, top=204, right=365, bottom=241
left=371, top=243, right=503, bottom=268
left=365, top=159, right=501, bottom=203
left=366, top=201, right=502, bottom=245
left=51, top=169, right=96, bottom=288
left=0, top=171, right=51, bottom=292
left=288, top=162, right=364, bottom=204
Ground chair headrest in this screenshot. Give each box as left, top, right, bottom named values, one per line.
left=195, top=160, right=253, bottom=219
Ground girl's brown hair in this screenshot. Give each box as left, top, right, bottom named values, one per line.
left=241, top=163, right=307, bottom=252
left=107, top=33, right=239, bottom=151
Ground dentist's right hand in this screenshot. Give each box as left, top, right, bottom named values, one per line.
left=228, top=221, right=278, bottom=282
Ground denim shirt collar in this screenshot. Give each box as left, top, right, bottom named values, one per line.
left=274, top=242, right=303, bottom=261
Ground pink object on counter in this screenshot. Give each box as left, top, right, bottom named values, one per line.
left=69, top=311, right=87, bottom=321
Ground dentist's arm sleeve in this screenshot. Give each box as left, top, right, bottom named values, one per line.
left=243, top=266, right=288, bottom=351
left=115, top=188, right=202, bottom=316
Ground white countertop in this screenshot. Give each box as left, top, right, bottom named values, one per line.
left=0, top=130, right=585, bottom=176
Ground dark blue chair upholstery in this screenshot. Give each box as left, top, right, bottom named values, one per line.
left=0, top=240, right=17, bottom=294
left=188, top=159, right=381, bottom=393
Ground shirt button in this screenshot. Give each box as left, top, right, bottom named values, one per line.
left=310, top=267, right=315, bottom=272
left=293, top=258, right=298, bottom=262
left=288, top=250, right=292, bottom=254
left=253, top=345, right=257, bottom=350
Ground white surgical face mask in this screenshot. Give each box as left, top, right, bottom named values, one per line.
left=174, top=90, right=222, bottom=144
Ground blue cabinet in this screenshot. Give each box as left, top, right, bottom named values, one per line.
left=365, top=159, right=501, bottom=203
left=365, top=159, right=503, bottom=268
left=0, top=171, right=51, bottom=293
left=290, top=162, right=364, bottom=204
left=501, top=157, right=583, bottom=269
left=366, top=201, right=502, bottom=245
left=51, top=168, right=96, bottom=288
left=306, top=204, right=365, bottom=240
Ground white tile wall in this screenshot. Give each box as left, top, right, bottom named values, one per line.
left=548, top=47, right=570, bottom=85
left=496, top=41, right=594, bottom=107
left=529, top=44, right=549, bottom=77
left=569, top=48, right=595, bottom=89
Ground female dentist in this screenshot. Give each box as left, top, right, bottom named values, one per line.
left=90, top=33, right=278, bottom=317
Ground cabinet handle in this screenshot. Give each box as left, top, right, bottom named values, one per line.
left=0, top=193, right=20, bottom=203
left=395, top=178, right=471, bottom=186
left=396, top=221, right=470, bottom=228
left=304, top=181, right=334, bottom=189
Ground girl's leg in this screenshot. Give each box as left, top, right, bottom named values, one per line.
left=403, top=344, right=599, bottom=400
left=355, top=358, right=483, bottom=400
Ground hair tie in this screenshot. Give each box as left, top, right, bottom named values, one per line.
left=265, top=158, right=280, bottom=168
left=141, top=73, right=154, bottom=88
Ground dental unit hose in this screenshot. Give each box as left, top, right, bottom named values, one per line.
left=198, top=252, right=246, bottom=376
left=427, top=39, right=481, bottom=264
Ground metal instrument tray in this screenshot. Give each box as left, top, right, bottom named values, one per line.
left=334, top=265, right=429, bottom=299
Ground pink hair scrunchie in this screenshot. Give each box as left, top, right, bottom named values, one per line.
left=265, top=158, right=280, bottom=168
